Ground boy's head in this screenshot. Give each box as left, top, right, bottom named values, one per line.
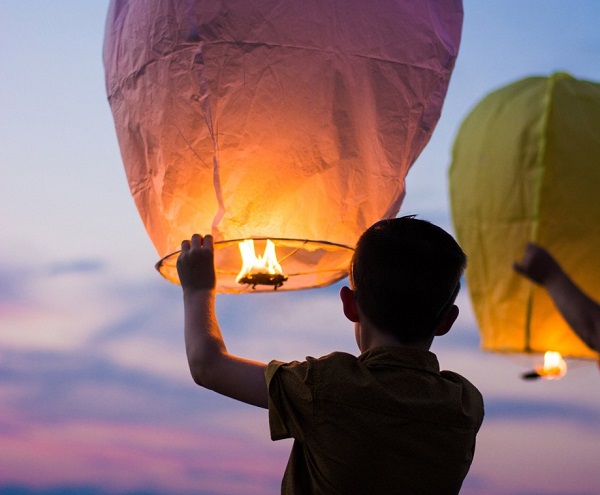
left=349, top=216, right=466, bottom=345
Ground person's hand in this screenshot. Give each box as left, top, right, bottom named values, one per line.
left=177, top=234, right=216, bottom=291
left=513, top=243, right=561, bottom=285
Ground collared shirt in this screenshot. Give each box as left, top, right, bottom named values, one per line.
left=266, top=346, right=484, bottom=495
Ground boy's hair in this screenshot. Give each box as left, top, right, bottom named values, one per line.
left=350, top=216, right=466, bottom=344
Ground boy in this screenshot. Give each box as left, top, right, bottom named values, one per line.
left=177, top=216, right=484, bottom=494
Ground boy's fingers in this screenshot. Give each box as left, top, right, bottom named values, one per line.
left=191, top=233, right=203, bottom=249
left=180, top=239, right=191, bottom=252
left=203, top=235, right=214, bottom=251
left=180, top=234, right=213, bottom=255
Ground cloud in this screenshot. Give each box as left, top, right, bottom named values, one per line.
left=0, top=417, right=286, bottom=495
left=0, top=348, right=226, bottom=426
left=0, top=256, right=179, bottom=356
left=0, top=264, right=35, bottom=311
left=47, top=259, right=106, bottom=276
left=0, top=344, right=288, bottom=494
left=484, top=396, right=600, bottom=427
left=215, top=281, right=357, bottom=362
left=0, top=486, right=112, bottom=495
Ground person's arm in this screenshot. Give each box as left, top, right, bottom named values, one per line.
left=514, top=243, right=600, bottom=353
left=177, top=234, right=268, bottom=408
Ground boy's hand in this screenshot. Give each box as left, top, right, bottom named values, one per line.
left=513, top=243, right=560, bottom=285
left=177, top=234, right=217, bottom=291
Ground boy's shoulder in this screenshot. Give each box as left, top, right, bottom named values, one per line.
left=277, top=346, right=443, bottom=380
left=268, top=346, right=483, bottom=430
left=266, top=351, right=357, bottom=388
left=293, top=346, right=442, bottom=389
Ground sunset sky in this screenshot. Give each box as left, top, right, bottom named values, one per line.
left=1, top=1, right=600, bottom=494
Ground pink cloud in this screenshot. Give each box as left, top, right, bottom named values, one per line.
left=0, top=417, right=288, bottom=494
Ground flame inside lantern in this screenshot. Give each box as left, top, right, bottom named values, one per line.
left=536, top=351, right=567, bottom=380
left=521, top=351, right=568, bottom=380
left=236, top=239, right=288, bottom=289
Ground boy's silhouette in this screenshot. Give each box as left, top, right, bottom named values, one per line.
left=177, top=216, right=484, bottom=494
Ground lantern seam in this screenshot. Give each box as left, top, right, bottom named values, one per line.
left=525, top=73, right=560, bottom=353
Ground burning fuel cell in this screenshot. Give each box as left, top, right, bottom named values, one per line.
left=236, top=240, right=287, bottom=290
left=521, top=351, right=568, bottom=380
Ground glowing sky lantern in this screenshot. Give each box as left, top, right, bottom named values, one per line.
left=450, top=73, right=600, bottom=375
left=104, top=0, right=463, bottom=292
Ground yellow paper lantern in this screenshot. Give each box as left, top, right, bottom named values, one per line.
left=104, top=0, right=463, bottom=292
left=450, top=72, right=600, bottom=361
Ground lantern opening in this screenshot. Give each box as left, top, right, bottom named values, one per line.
left=521, top=351, right=567, bottom=380
left=155, top=237, right=354, bottom=293
left=235, top=239, right=288, bottom=290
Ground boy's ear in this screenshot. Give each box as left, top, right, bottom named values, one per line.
left=434, top=304, right=459, bottom=337
left=340, top=286, right=360, bottom=323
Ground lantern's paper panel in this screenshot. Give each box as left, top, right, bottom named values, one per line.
left=104, top=0, right=463, bottom=292
left=450, top=73, right=600, bottom=359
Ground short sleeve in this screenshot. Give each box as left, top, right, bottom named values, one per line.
left=265, top=359, right=315, bottom=442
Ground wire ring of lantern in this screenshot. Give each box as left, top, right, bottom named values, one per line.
left=156, top=238, right=355, bottom=293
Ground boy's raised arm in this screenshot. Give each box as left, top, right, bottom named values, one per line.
left=177, top=234, right=268, bottom=408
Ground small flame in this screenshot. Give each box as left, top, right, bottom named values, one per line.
left=536, top=351, right=567, bottom=380
left=236, top=239, right=288, bottom=289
